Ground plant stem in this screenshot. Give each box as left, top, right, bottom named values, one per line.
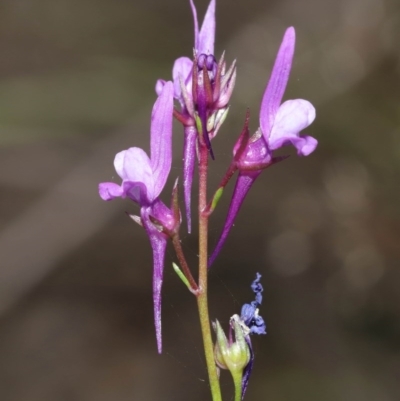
left=197, top=142, right=222, bottom=401
left=232, top=371, right=243, bottom=401
left=171, top=234, right=198, bottom=293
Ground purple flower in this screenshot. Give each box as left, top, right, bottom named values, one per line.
left=259, top=27, right=316, bottom=156
left=173, top=0, right=216, bottom=233
left=156, top=0, right=235, bottom=234
left=209, top=27, right=317, bottom=267
left=99, top=81, right=176, bottom=354
left=190, top=0, right=216, bottom=56
left=167, top=0, right=216, bottom=104
left=156, top=0, right=216, bottom=120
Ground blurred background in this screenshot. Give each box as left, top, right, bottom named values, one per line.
left=0, top=0, right=399, bottom=400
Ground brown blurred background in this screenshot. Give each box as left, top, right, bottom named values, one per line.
left=0, top=0, right=399, bottom=400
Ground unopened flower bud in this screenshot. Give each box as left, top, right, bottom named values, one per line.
left=209, top=106, right=229, bottom=140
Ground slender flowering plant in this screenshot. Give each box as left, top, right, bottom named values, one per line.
left=99, top=1, right=317, bottom=400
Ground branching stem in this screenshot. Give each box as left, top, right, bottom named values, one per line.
left=171, top=234, right=199, bottom=293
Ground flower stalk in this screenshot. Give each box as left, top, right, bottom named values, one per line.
left=197, top=140, right=223, bottom=401
left=171, top=234, right=199, bottom=294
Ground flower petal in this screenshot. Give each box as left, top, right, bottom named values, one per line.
left=155, top=79, right=166, bottom=96
left=269, top=99, right=316, bottom=155
left=141, top=207, right=168, bottom=354
left=260, top=27, right=295, bottom=137
left=240, top=273, right=267, bottom=335
left=98, top=182, right=124, bottom=201
left=198, top=0, right=216, bottom=55
left=236, top=133, right=272, bottom=170
left=151, top=198, right=176, bottom=233
left=114, top=148, right=155, bottom=200
left=241, top=336, right=254, bottom=400
left=123, top=181, right=152, bottom=204
left=240, top=303, right=258, bottom=327
left=150, top=81, right=174, bottom=198
left=183, top=126, right=197, bottom=233
left=172, top=57, right=193, bottom=103
left=251, top=273, right=263, bottom=304
left=189, top=0, right=199, bottom=51
left=208, top=171, right=261, bottom=267
left=288, top=135, right=318, bottom=156
left=101, top=180, right=152, bottom=204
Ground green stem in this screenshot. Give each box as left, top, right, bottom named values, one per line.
left=197, top=142, right=222, bottom=401
left=232, top=371, right=243, bottom=401
left=171, top=234, right=199, bottom=293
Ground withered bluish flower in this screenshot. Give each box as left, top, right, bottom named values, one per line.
left=240, top=273, right=266, bottom=399
left=213, top=274, right=266, bottom=399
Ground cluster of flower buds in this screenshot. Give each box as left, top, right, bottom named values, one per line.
left=156, top=0, right=236, bottom=232
left=173, top=51, right=236, bottom=156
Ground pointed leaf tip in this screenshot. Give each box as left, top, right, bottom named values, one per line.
left=126, top=212, right=143, bottom=227
left=211, top=187, right=224, bottom=212
left=172, top=262, right=192, bottom=291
